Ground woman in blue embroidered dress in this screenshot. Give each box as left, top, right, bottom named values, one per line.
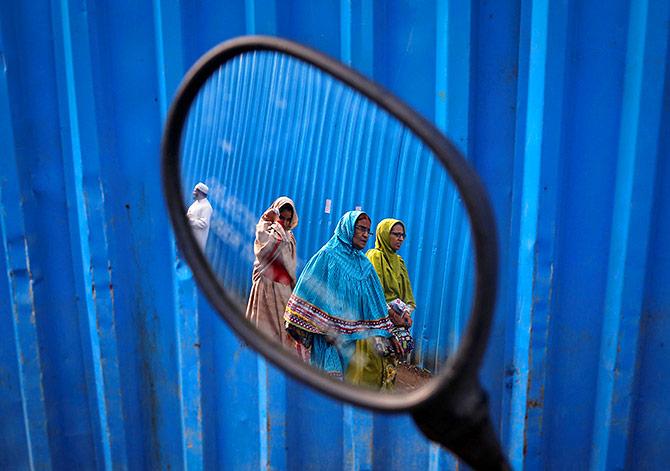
left=284, top=210, right=404, bottom=386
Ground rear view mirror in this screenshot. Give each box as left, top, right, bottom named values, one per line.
left=162, top=36, right=508, bottom=470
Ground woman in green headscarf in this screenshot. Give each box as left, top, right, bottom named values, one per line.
left=341, top=218, right=416, bottom=390
left=366, top=218, right=415, bottom=361
left=367, top=219, right=415, bottom=306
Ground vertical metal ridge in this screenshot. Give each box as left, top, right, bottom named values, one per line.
left=435, top=0, right=474, bottom=385
left=521, top=0, right=568, bottom=469
left=69, top=0, right=130, bottom=466
left=275, top=56, right=302, bottom=206
left=256, top=357, right=268, bottom=471
left=331, top=83, right=358, bottom=212
left=230, top=52, right=257, bottom=291
left=302, top=69, right=336, bottom=248
left=591, top=0, right=670, bottom=469
left=340, top=0, right=352, bottom=66
left=207, top=65, right=234, bottom=282
left=0, top=25, right=53, bottom=468
left=244, top=53, right=268, bottom=222
left=499, top=0, right=531, bottom=460
left=362, top=0, right=374, bottom=75
left=505, top=0, right=570, bottom=468
left=154, top=0, right=204, bottom=468
left=50, top=0, right=118, bottom=468
left=245, top=0, right=256, bottom=35
left=343, top=404, right=374, bottom=470
left=253, top=0, right=278, bottom=36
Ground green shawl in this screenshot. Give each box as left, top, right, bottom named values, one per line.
left=366, top=219, right=415, bottom=308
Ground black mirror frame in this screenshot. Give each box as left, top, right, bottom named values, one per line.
left=162, top=35, right=507, bottom=469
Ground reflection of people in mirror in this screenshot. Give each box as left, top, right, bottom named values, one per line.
left=284, top=211, right=404, bottom=389
left=186, top=182, right=213, bottom=251
left=245, top=197, right=301, bottom=352
left=367, top=219, right=416, bottom=368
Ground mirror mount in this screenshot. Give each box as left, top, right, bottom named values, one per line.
left=413, top=374, right=510, bottom=470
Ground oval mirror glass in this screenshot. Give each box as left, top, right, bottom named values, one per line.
left=176, top=49, right=474, bottom=394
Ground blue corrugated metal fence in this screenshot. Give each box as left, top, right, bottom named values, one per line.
left=0, top=1, right=669, bottom=469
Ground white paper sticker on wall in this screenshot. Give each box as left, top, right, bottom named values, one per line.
left=355, top=205, right=362, bottom=211
left=324, top=199, right=331, bottom=214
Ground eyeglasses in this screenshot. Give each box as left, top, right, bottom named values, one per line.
left=390, top=231, right=406, bottom=239
left=354, top=225, right=373, bottom=235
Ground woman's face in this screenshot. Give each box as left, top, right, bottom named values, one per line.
left=389, top=222, right=406, bottom=251
left=352, top=216, right=371, bottom=250
left=279, top=208, right=293, bottom=230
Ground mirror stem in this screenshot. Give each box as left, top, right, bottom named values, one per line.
left=412, top=377, right=510, bottom=470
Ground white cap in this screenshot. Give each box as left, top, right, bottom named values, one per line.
left=194, top=182, right=209, bottom=195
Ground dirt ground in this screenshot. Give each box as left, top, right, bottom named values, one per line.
left=394, top=363, right=433, bottom=392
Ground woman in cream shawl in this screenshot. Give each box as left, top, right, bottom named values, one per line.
left=245, top=197, right=298, bottom=349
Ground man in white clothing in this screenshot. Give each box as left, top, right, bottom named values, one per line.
left=187, top=182, right=213, bottom=251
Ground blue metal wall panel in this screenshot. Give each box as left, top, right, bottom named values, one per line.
left=628, top=90, right=670, bottom=468
left=1, top=2, right=97, bottom=468
left=541, top=0, right=628, bottom=466
left=1, top=1, right=669, bottom=469
left=0, top=26, right=52, bottom=469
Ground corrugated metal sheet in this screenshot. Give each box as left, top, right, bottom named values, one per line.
left=179, top=50, right=473, bottom=370
left=0, top=1, right=668, bottom=470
